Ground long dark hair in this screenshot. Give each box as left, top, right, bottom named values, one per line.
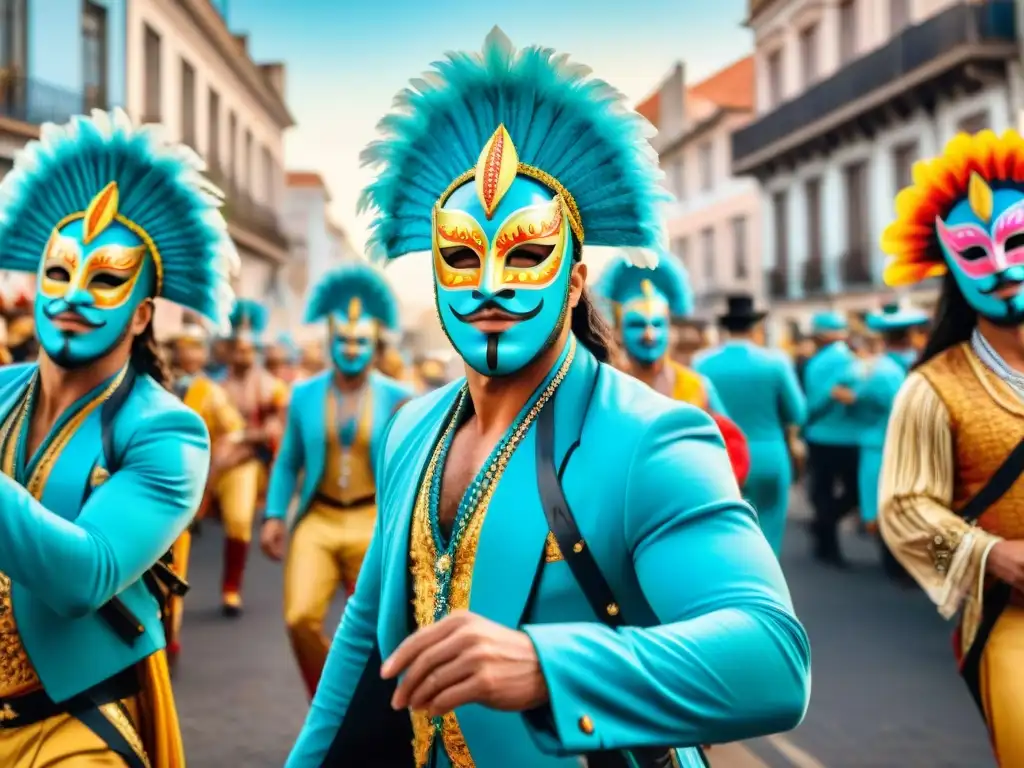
left=130, top=321, right=172, bottom=389
left=571, top=286, right=618, bottom=363
left=915, top=272, right=976, bottom=368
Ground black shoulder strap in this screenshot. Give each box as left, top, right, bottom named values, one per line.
left=100, top=366, right=137, bottom=474
left=959, top=438, right=1024, bottom=524
left=535, top=368, right=702, bottom=768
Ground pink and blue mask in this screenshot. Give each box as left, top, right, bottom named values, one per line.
left=935, top=174, right=1024, bottom=325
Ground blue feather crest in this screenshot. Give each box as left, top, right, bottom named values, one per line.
left=304, top=262, right=400, bottom=330
left=0, top=109, right=238, bottom=329
left=230, top=298, right=269, bottom=335
left=358, top=27, right=669, bottom=265
left=595, top=250, right=694, bottom=317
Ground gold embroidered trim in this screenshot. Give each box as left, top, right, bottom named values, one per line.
left=928, top=525, right=965, bottom=575
left=409, top=340, right=577, bottom=767
left=98, top=700, right=151, bottom=768
left=543, top=531, right=564, bottom=563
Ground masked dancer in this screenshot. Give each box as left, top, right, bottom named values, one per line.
left=878, top=130, right=1024, bottom=766
left=286, top=28, right=809, bottom=768
left=596, top=252, right=750, bottom=486
left=696, top=294, right=807, bottom=556
left=217, top=297, right=288, bottom=615
left=261, top=262, right=412, bottom=700
left=0, top=108, right=235, bottom=767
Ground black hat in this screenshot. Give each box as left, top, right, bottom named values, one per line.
left=718, top=294, right=767, bottom=329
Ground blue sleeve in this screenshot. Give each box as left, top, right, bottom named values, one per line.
left=0, top=407, right=208, bottom=617
left=285, top=421, right=392, bottom=768
left=855, top=367, right=903, bottom=418
left=523, top=407, right=811, bottom=753
left=701, top=375, right=729, bottom=418
left=775, top=355, right=807, bottom=427
left=265, top=394, right=305, bottom=520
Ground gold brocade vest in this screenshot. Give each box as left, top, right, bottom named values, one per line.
left=919, top=342, right=1024, bottom=539
left=316, top=388, right=375, bottom=505
left=183, top=375, right=244, bottom=444
left=668, top=359, right=709, bottom=410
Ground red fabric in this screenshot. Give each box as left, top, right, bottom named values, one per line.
left=710, top=412, right=750, bottom=487
left=221, top=537, right=250, bottom=596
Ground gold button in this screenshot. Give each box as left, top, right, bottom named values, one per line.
left=578, top=715, right=594, bottom=735
left=572, top=541, right=584, bottom=553
left=606, top=603, right=619, bottom=617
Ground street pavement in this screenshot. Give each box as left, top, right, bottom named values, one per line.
left=174, top=492, right=995, bottom=767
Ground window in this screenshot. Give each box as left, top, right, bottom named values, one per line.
left=698, top=141, right=713, bottom=192
left=798, top=24, right=819, bottom=87
left=207, top=89, right=220, bottom=169
left=180, top=59, right=195, bottom=147
left=844, top=161, right=871, bottom=282
left=958, top=111, right=989, bottom=134
left=889, top=0, right=910, bottom=33
left=772, top=190, right=789, bottom=269
left=143, top=25, right=161, bottom=121
left=672, top=236, right=690, bottom=270
left=731, top=216, right=748, bottom=280
left=892, top=141, right=917, bottom=191
left=261, top=145, right=274, bottom=206
left=81, top=2, right=107, bottom=111
left=227, top=111, right=237, bottom=185
left=766, top=49, right=783, bottom=108
left=667, top=156, right=685, bottom=200
left=805, top=177, right=823, bottom=289
left=701, top=226, right=715, bottom=286
left=839, top=0, right=858, bottom=65
left=243, top=129, right=253, bottom=193
left=0, top=0, right=27, bottom=72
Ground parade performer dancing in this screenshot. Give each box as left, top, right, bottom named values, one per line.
left=0, top=108, right=235, bottom=766
left=286, top=29, right=810, bottom=768
left=697, top=294, right=807, bottom=556
left=879, top=130, right=1024, bottom=766
left=261, top=262, right=412, bottom=700
left=596, top=252, right=750, bottom=485
left=167, top=324, right=249, bottom=663
left=216, top=297, right=288, bottom=615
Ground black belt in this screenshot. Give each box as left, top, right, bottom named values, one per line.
left=0, top=666, right=140, bottom=730
left=313, top=492, right=376, bottom=510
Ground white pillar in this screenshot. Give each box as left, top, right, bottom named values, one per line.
left=869, top=141, right=892, bottom=284
left=787, top=178, right=808, bottom=298
left=822, top=160, right=845, bottom=294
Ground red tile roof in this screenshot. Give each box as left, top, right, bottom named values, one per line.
left=636, top=56, right=754, bottom=128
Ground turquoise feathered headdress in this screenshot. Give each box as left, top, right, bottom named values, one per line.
left=358, top=27, right=668, bottom=265
left=230, top=298, right=269, bottom=336
left=595, top=251, right=694, bottom=318
left=0, top=108, right=237, bottom=329
left=304, top=262, right=400, bottom=330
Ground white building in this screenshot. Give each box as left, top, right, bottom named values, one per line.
left=733, top=0, right=1021, bottom=342
left=124, top=0, right=294, bottom=334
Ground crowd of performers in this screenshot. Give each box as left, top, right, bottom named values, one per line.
left=0, top=26, right=1016, bottom=768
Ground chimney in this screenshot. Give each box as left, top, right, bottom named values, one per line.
left=658, top=62, right=686, bottom=142
left=259, top=62, right=286, bottom=100
left=233, top=34, right=248, bottom=56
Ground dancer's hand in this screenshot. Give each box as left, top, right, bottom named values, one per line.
left=260, top=518, right=287, bottom=561
left=986, top=539, right=1024, bottom=590
left=382, top=610, right=548, bottom=717
left=831, top=385, right=856, bottom=405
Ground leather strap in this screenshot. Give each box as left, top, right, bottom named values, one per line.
left=958, top=437, right=1024, bottom=524
left=534, top=372, right=697, bottom=768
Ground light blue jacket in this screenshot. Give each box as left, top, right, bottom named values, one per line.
left=850, top=355, right=907, bottom=449
left=802, top=342, right=863, bottom=445
left=0, top=363, right=209, bottom=702
left=696, top=341, right=806, bottom=442
left=264, top=370, right=413, bottom=524
left=286, top=341, right=811, bottom=767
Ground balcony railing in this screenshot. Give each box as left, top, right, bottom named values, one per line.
left=766, top=267, right=788, bottom=299
left=803, top=257, right=825, bottom=294
left=0, top=71, right=90, bottom=126
left=207, top=166, right=289, bottom=251
left=733, top=1, right=1016, bottom=169
left=841, top=250, right=873, bottom=287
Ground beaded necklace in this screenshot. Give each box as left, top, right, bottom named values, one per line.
left=972, top=328, right=1024, bottom=400
left=424, top=338, right=575, bottom=625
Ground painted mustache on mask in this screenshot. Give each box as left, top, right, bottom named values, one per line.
left=43, top=305, right=105, bottom=331
left=979, top=274, right=1024, bottom=297
left=449, top=298, right=545, bottom=324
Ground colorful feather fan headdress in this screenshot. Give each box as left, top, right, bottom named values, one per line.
left=595, top=250, right=694, bottom=319
left=358, top=27, right=669, bottom=266
left=0, top=108, right=238, bottom=329
left=304, top=261, right=400, bottom=330
left=881, top=129, right=1024, bottom=287
left=229, top=298, right=269, bottom=336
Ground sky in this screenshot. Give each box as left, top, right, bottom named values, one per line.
left=229, top=0, right=751, bottom=311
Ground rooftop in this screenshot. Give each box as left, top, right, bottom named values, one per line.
left=635, top=55, right=755, bottom=129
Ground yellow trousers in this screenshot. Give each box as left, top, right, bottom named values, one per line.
left=284, top=501, right=376, bottom=697
left=165, top=531, right=192, bottom=657
left=980, top=604, right=1024, bottom=766
left=214, top=459, right=262, bottom=542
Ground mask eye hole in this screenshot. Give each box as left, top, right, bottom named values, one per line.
left=958, top=246, right=988, bottom=262
left=45, top=266, right=71, bottom=282
left=440, top=246, right=480, bottom=270
left=506, top=243, right=554, bottom=269
left=1007, top=233, right=1024, bottom=252
left=88, top=271, right=129, bottom=289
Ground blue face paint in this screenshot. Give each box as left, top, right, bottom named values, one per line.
left=35, top=219, right=154, bottom=368
left=937, top=186, right=1024, bottom=325
left=433, top=177, right=572, bottom=376
left=618, top=280, right=670, bottom=365
left=330, top=309, right=377, bottom=378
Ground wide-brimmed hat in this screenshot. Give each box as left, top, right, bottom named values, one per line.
left=866, top=302, right=930, bottom=333
left=718, top=294, right=767, bottom=328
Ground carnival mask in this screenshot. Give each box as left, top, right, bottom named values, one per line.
left=619, top=279, right=670, bottom=365
left=36, top=184, right=154, bottom=369
left=936, top=174, right=1024, bottom=326
left=432, top=126, right=573, bottom=377
left=329, top=297, right=377, bottom=377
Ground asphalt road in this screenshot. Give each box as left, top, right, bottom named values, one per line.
left=173, top=493, right=995, bottom=768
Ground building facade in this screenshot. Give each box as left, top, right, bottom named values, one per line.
left=733, top=0, right=1020, bottom=340
left=638, top=58, right=761, bottom=315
